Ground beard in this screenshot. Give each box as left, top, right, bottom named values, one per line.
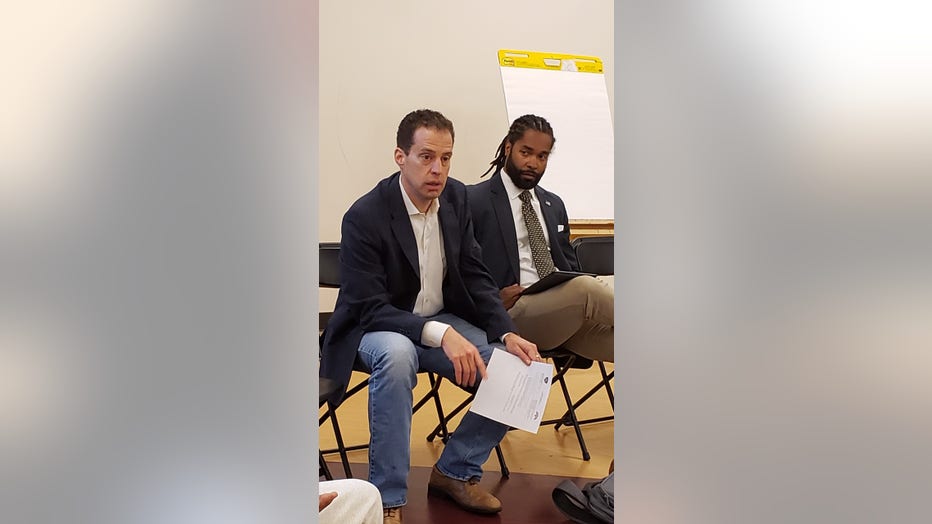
left=504, top=154, right=542, bottom=190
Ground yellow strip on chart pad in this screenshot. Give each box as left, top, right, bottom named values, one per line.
left=498, top=49, right=603, bottom=74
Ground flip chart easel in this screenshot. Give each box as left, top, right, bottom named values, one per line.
left=498, top=49, right=614, bottom=220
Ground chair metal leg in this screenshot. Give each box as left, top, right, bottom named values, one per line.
left=599, top=362, right=614, bottom=408
left=554, top=367, right=614, bottom=430
left=427, top=395, right=471, bottom=443
left=412, top=372, right=442, bottom=413
left=426, top=373, right=451, bottom=442
left=494, top=444, right=510, bottom=478
left=319, top=450, right=333, bottom=480
left=539, top=355, right=592, bottom=460
left=555, top=371, right=591, bottom=460
left=540, top=355, right=576, bottom=428
left=328, top=405, right=353, bottom=478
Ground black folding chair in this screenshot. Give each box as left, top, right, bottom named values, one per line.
left=565, top=236, right=615, bottom=420
left=534, top=236, right=615, bottom=460
left=318, top=242, right=509, bottom=478
left=572, top=235, right=614, bottom=275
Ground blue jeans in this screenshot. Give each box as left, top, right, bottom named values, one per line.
left=356, top=312, right=509, bottom=508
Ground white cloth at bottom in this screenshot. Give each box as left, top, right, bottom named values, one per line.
left=319, top=478, right=382, bottom=524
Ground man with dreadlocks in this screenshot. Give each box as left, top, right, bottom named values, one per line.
left=467, top=114, right=614, bottom=363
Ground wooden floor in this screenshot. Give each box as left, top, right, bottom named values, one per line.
left=324, top=461, right=597, bottom=524
left=320, top=362, right=614, bottom=522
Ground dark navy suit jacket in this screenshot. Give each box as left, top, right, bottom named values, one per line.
left=467, top=169, right=579, bottom=289
left=321, top=173, right=516, bottom=405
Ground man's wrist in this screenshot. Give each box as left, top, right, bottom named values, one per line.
left=422, top=321, right=452, bottom=348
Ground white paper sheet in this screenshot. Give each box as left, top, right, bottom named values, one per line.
left=469, top=349, right=553, bottom=433
left=500, top=65, right=614, bottom=220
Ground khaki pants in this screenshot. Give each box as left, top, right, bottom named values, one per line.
left=509, top=275, right=614, bottom=362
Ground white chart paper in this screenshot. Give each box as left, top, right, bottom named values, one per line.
left=500, top=65, right=614, bottom=220
left=470, top=349, right=553, bottom=433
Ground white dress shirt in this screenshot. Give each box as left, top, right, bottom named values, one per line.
left=399, top=178, right=450, bottom=347
left=501, top=169, right=551, bottom=287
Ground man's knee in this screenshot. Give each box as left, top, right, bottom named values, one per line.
left=566, top=276, right=613, bottom=323
left=366, top=332, right=419, bottom=380
left=568, top=275, right=612, bottom=296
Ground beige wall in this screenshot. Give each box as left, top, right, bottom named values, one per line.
left=318, top=0, right=614, bottom=242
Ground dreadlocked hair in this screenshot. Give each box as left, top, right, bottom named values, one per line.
left=482, top=114, right=555, bottom=177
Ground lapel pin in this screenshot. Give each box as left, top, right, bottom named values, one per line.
left=545, top=200, right=551, bottom=206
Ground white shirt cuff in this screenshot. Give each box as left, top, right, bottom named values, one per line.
left=500, top=332, right=515, bottom=344
left=421, top=321, right=451, bottom=348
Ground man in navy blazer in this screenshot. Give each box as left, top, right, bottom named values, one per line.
left=321, top=109, right=538, bottom=524
left=468, top=114, right=614, bottom=363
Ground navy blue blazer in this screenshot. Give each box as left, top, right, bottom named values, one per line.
left=467, top=169, right=579, bottom=288
left=321, top=173, right=516, bottom=405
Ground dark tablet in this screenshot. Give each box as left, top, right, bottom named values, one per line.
left=520, top=270, right=596, bottom=296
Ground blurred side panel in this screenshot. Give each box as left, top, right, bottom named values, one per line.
left=615, top=2, right=932, bottom=523
left=1, top=1, right=319, bottom=523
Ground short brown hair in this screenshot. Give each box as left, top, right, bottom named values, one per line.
left=396, top=109, right=455, bottom=154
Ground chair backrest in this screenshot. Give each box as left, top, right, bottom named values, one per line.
left=572, top=236, right=613, bottom=275
left=320, top=242, right=341, bottom=288
left=319, top=242, right=341, bottom=335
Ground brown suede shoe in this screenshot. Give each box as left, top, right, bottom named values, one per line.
left=427, top=466, right=502, bottom=514
left=383, top=507, right=403, bottom=524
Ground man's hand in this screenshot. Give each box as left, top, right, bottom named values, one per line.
left=502, top=333, right=539, bottom=365
left=499, top=284, right=524, bottom=310
left=319, top=492, right=338, bottom=512
left=440, top=328, right=488, bottom=387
